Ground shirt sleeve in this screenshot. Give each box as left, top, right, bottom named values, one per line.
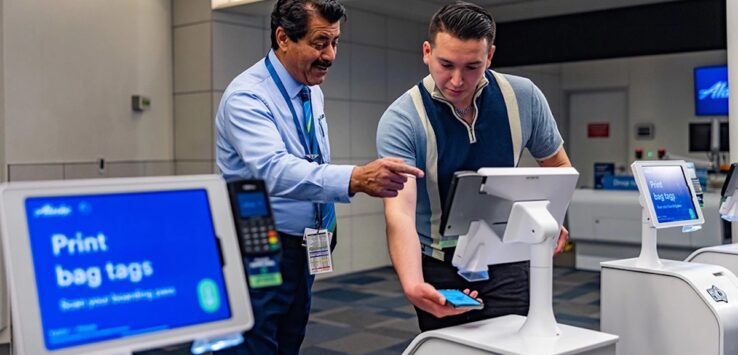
left=525, top=81, right=564, bottom=160
left=221, top=91, right=354, bottom=203
left=376, top=104, right=418, bottom=168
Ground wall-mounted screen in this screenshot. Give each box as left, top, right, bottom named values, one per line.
left=694, top=65, right=729, bottom=116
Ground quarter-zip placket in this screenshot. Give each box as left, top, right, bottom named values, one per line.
left=430, top=81, right=489, bottom=144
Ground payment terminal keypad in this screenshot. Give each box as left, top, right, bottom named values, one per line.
left=238, top=218, right=280, bottom=254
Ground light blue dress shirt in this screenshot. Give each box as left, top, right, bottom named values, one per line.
left=215, top=50, right=354, bottom=236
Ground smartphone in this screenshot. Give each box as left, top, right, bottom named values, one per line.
left=438, top=289, right=483, bottom=310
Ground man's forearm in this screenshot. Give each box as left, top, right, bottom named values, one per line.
left=386, top=219, right=424, bottom=293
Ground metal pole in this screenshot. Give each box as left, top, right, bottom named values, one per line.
left=728, top=0, right=738, bottom=241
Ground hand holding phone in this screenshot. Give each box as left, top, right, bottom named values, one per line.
left=438, top=289, right=483, bottom=310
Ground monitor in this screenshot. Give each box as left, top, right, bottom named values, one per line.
left=0, top=175, right=253, bottom=355
left=688, top=122, right=729, bottom=152
left=442, top=167, right=579, bottom=269
left=631, top=161, right=705, bottom=229
left=694, top=65, right=729, bottom=116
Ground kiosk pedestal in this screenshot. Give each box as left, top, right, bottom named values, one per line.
left=403, top=168, right=617, bottom=355
left=601, top=161, right=738, bottom=355
left=601, top=258, right=738, bottom=355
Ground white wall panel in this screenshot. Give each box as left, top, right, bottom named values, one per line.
left=387, top=50, right=424, bottom=102
left=175, top=93, right=213, bottom=160
left=350, top=45, right=386, bottom=102
left=174, top=23, right=212, bottom=93
left=386, top=18, right=426, bottom=51
left=173, top=0, right=212, bottom=26
left=350, top=102, right=385, bottom=159
left=213, top=22, right=264, bottom=91
left=324, top=99, right=351, bottom=160
left=347, top=9, right=386, bottom=47
left=322, top=43, right=352, bottom=100
left=4, top=0, right=173, bottom=164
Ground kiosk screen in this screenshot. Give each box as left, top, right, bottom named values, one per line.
left=642, top=165, right=699, bottom=223
left=24, top=189, right=231, bottom=350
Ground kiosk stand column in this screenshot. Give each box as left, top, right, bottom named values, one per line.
left=636, top=202, right=662, bottom=268
left=505, top=201, right=560, bottom=337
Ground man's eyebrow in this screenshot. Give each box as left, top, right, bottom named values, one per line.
left=437, top=57, right=483, bottom=65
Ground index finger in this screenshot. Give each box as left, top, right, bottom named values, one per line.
left=386, top=161, right=424, bottom=178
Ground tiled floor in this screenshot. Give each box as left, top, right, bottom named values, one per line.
left=138, top=266, right=601, bottom=354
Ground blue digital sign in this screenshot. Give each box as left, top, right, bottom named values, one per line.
left=642, top=166, right=698, bottom=224
left=25, top=189, right=231, bottom=350
left=695, top=65, right=729, bottom=116
left=237, top=192, right=268, bottom=218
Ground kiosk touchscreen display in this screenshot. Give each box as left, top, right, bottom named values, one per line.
left=24, top=189, right=231, bottom=350
left=642, top=165, right=699, bottom=223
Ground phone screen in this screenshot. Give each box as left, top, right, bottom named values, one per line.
left=438, top=289, right=483, bottom=309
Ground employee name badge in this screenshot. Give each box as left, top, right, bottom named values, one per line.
left=304, top=228, right=333, bottom=275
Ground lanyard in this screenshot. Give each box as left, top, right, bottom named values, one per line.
left=265, top=56, right=324, bottom=228
left=265, top=56, right=322, bottom=163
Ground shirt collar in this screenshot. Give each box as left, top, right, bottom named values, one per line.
left=268, top=49, right=305, bottom=100
left=422, top=72, right=490, bottom=102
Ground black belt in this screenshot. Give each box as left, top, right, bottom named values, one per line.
left=278, top=232, right=305, bottom=249
left=278, top=231, right=338, bottom=252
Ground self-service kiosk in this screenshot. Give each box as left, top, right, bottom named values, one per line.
left=601, top=160, right=738, bottom=355
left=0, top=175, right=255, bottom=355
left=404, top=167, right=618, bottom=355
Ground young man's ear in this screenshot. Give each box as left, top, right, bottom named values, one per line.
left=486, top=45, right=496, bottom=68
left=422, top=41, right=432, bottom=65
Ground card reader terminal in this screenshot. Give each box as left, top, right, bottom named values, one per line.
left=227, top=180, right=281, bottom=255
left=227, top=180, right=283, bottom=288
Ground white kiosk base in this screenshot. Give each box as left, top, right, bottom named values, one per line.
left=601, top=258, right=738, bottom=355
left=403, top=315, right=617, bottom=355
left=687, top=244, right=738, bottom=275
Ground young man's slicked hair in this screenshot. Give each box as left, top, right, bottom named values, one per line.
left=428, top=1, right=495, bottom=48
left=270, top=0, right=346, bottom=50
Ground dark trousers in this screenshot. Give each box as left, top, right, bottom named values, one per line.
left=216, top=235, right=315, bottom=355
left=416, top=255, right=530, bottom=331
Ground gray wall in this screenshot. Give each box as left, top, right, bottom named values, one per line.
left=3, top=0, right=174, bottom=181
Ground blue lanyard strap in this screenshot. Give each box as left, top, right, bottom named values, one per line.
left=265, top=56, right=321, bottom=162
left=265, top=55, right=326, bottom=228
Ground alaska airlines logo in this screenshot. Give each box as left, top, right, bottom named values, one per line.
left=33, top=204, right=72, bottom=218
left=699, top=81, right=729, bottom=100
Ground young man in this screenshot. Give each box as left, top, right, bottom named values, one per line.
left=215, top=0, right=423, bottom=353
left=377, top=1, right=572, bottom=331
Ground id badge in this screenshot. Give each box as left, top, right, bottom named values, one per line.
left=304, top=228, right=333, bottom=275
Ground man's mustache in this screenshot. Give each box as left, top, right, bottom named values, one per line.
left=313, top=60, right=332, bottom=69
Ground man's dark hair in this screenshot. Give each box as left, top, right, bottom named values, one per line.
left=428, top=1, right=495, bottom=48
left=270, top=0, right=346, bottom=50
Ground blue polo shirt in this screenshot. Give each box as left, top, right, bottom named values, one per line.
left=376, top=70, right=563, bottom=258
